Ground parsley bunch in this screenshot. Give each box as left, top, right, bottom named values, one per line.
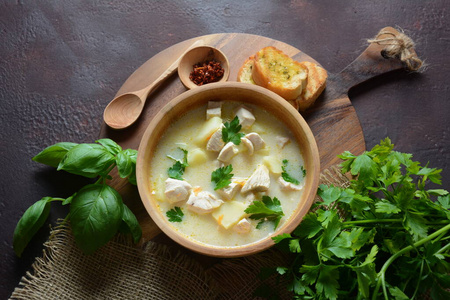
left=268, top=138, right=450, bottom=300
left=13, top=139, right=142, bottom=257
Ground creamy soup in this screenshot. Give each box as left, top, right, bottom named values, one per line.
left=149, top=101, right=306, bottom=247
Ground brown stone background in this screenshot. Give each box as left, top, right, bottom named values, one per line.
left=1, top=1, right=449, bottom=298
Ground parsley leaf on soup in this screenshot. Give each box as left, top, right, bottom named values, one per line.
left=222, top=116, right=244, bottom=145
left=281, top=159, right=303, bottom=185
left=211, top=165, right=234, bottom=190
left=167, top=148, right=189, bottom=180
left=166, top=207, right=184, bottom=222
left=245, top=196, right=284, bottom=229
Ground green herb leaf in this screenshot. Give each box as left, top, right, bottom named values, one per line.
left=318, top=184, right=341, bottom=206
left=270, top=138, right=450, bottom=299
left=62, top=193, right=76, bottom=205
left=222, top=116, right=244, bottom=145
left=168, top=161, right=185, bottom=180
left=375, top=200, right=401, bottom=214
left=316, top=265, right=340, bottom=300
left=96, top=138, right=122, bottom=155
left=245, top=196, right=284, bottom=230
left=32, top=142, right=78, bottom=168
left=13, top=197, right=52, bottom=257
left=58, top=143, right=115, bottom=178
left=167, top=148, right=188, bottom=180
left=281, top=159, right=301, bottom=185
left=272, top=233, right=292, bottom=244
left=211, top=165, right=233, bottom=190
left=123, top=149, right=138, bottom=185
left=119, top=203, right=142, bottom=243
left=166, top=207, right=184, bottom=222
left=294, top=213, right=323, bottom=239
left=70, top=184, right=123, bottom=254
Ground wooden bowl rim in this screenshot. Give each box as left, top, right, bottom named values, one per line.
left=178, top=45, right=230, bottom=90
left=136, top=82, right=320, bottom=257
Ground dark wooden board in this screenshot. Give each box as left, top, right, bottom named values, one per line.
left=99, top=29, right=408, bottom=241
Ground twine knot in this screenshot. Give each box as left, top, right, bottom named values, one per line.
left=368, top=28, right=424, bottom=72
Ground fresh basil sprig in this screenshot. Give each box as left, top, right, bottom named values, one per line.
left=13, top=139, right=142, bottom=257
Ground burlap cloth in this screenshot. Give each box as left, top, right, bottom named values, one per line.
left=10, top=166, right=349, bottom=300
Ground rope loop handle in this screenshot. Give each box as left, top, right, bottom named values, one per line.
left=368, top=28, right=424, bottom=72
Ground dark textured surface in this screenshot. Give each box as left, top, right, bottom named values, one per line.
left=1, top=1, right=449, bottom=298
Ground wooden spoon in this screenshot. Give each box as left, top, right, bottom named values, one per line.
left=103, top=39, right=204, bottom=129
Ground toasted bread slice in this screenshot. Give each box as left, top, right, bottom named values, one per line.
left=295, top=61, right=328, bottom=111
left=252, top=47, right=308, bottom=100
left=237, top=55, right=256, bottom=84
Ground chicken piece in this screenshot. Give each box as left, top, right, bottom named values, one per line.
left=206, top=101, right=222, bottom=120
left=217, top=142, right=239, bottom=163
left=233, top=218, right=252, bottom=234
left=217, top=177, right=245, bottom=200
left=186, top=191, right=223, bottom=214
left=241, top=165, right=270, bottom=193
left=245, top=192, right=257, bottom=204
left=235, top=106, right=255, bottom=129
left=278, top=177, right=303, bottom=191
left=245, top=132, right=266, bottom=151
left=206, top=126, right=225, bottom=152
left=164, top=178, right=192, bottom=204
left=241, top=137, right=254, bottom=155
left=276, top=136, right=290, bottom=149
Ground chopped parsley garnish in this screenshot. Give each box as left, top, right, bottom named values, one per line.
left=211, top=165, right=233, bottom=190
left=167, top=148, right=188, bottom=180
left=222, top=116, right=244, bottom=145
left=166, top=207, right=184, bottom=222
left=245, top=196, right=284, bottom=229
left=281, top=159, right=305, bottom=185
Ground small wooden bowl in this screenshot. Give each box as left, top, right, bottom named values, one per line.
left=178, top=46, right=230, bottom=89
left=136, top=82, right=320, bottom=257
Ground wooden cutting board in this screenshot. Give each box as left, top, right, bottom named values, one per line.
left=99, top=28, right=409, bottom=240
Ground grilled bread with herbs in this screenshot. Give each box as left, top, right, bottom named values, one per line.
left=296, top=61, right=328, bottom=111
left=252, top=47, right=308, bottom=100
left=237, top=50, right=327, bottom=111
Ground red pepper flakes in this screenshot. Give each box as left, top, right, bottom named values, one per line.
left=189, top=60, right=224, bottom=86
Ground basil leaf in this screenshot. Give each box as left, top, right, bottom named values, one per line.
left=119, top=203, right=142, bottom=243
left=58, top=144, right=115, bottom=178
left=62, top=193, right=76, bottom=205
left=116, top=151, right=132, bottom=178
left=96, top=138, right=122, bottom=156
left=70, top=184, right=123, bottom=254
left=32, top=142, right=78, bottom=168
left=123, top=149, right=137, bottom=185
left=13, top=197, right=52, bottom=257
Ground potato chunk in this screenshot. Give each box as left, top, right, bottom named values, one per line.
left=187, top=148, right=207, bottom=166
left=212, top=201, right=248, bottom=229
left=263, top=156, right=282, bottom=175
left=194, top=116, right=222, bottom=145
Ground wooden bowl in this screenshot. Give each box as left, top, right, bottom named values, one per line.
left=136, top=82, right=320, bottom=257
left=178, top=46, right=230, bottom=89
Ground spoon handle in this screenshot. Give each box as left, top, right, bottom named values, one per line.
left=137, top=39, right=205, bottom=99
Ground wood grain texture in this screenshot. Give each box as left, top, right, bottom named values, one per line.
left=99, top=29, right=409, bottom=241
